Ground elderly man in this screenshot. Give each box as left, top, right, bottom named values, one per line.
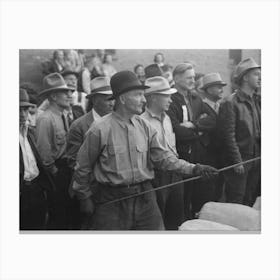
left=219, top=58, right=261, bottom=206
left=20, top=89, right=55, bottom=229
left=141, top=76, right=184, bottom=229
left=36, top=73, right=74, bottom=229
left=72, top=71, right=217, bottom=230
left=167, top=63, right=217, bottom=218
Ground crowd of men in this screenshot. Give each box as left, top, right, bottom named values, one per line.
left=19, top=51, right=261, bottom=230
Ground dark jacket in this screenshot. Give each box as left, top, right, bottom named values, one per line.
left=20, top=127, right=56, bottom=192
left=167, top=91, right=216, bottom=162
left=218, top=89, right=261, bottom=165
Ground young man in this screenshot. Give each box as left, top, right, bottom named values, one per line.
left=219, top=58, right=261, bottom=206
left=20, top=89, right=55, bottom=229
left=141, top=76, right=184, bottom=230
left=36, top=73, right=74, bottom=229
left=72, top=71, right=218, bottom=230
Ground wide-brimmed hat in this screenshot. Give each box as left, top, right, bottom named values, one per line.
left=234, top=57, right=261, bottom=83
left=145, top=76, right=177, bottom=95
left=39, top=73, right=74, bottom=97
left=20, top=88, right=35, bottom=107
left=87, top=76, right=113, bottom=98
left=144, top=64, right=163, bottom=78
left=110, top=71, right=149, bottom=99
left=61, top=69, right=79, bottom=79
left=201, top=73, right=227, bottom=90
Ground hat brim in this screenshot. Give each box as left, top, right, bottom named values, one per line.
left=235, top=66, right=261, bottom=82
left=201, top=81, right=227, bottom=90
left=20, top=102, right=35, bottom=107
left=109, top=85, right=150, bottom=100
left=86, top=90, right=113, bottom=98
left=39, top=85, right=74, bottom=97
left=145, top=87, right=177, bottom=95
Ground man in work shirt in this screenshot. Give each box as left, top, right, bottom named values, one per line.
left=72, top=71, right=218, bottom=230
left=141, top=76, right=184, bottom=230
left=36, top=72, right=74, bottom=229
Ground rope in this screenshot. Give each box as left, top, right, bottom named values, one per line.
left=99, top=156, right=261, bottom=206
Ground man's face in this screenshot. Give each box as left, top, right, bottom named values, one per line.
left=153, top=94, right=172, bottom=112
left=57, top=51, right=64, bottom=62
left=136, top=66, right=144, bottom=76
left=63, top=74, right=78, bottom=90
left=206, top=84, right=224, bottom=101
left=174, top=69, right=196, bottom=91
left=93, top=94, right=114, bottom=116
left=20, top=106, right=29, bottom=126
left=122, top=89, right=146, bottom=115
left=155, top=54, right=164, bottom=64
left=52, top=90, right=73, bottom=109
left=244, top=68, right=261, bottom=89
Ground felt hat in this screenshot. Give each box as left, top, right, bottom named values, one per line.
left=20, top=88, right=34, bottom=107
left=201, top=73, right=227, bottom=90
left=87, top=76, right=113, bottom=98
left=144, top=64, right=163, bottom=78
left=234, top=57, right=261, bottom=83
left=145, top=76, right=177, bottom=95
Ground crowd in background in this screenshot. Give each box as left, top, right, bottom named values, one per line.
left=19, top=50, right=261, bottom=230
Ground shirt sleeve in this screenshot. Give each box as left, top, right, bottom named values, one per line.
left=36, top=116, right=57, bottom=175
left=72, top=128, right=101, bottom=200
left=148, top=125, right=195, bottom=175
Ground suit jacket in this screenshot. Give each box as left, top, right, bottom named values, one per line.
left=66, top=111, right=94, bottom=169
left=167, top=91, right=216, bottom=162
left=20, top=127, right=56, bottom=192
left=218, top=89, right=261, bottom=165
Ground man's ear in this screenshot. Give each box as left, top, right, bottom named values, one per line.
left=119, top=94, right=126, bottom=105
left=49, top=92, right=57, bottom=101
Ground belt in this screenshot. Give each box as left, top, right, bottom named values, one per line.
left=99, top=180, right=152, bottom=189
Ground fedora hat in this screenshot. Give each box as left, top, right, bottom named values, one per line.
left=61, top=69, right=79, bottom=79
left=144, top=64, right=163, bottom=78
left=145, top=76, right=177, bottom=95
left=39, top=73, right=73, bottom=97
left=110, top=71, right=149, bottom=99
left=20, top=88, right=34, bottom=107
left=201, top=73, right=227, bottom=90
left=234, top=57, right=261, bottom=83
left=87, top=76, right=113, bottom=98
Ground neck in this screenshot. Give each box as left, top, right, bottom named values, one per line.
left=240, top=84, right=255, bottom=97
left=50, top=102, right=64, bottom=113
left=115, top=107, right=135, bottom=123
left=92, top=106, right=103, bottom=117
left=175, top=85, right=190, bottom=97
left=147, top=104, right=164, bottom=118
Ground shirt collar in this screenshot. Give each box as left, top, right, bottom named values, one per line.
left=203, top=98, right=218, bottom=110
left=112, top=111, right=137, bottom=128
left=92, top=108, right=101, bottom=120
left=49, top=104, right=64, bottom=116
left=145, top=108, right=166, bottom=122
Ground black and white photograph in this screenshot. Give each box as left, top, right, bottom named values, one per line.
left=19, top=49, right=261, bottom=231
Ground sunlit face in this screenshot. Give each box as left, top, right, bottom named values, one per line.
left=135, top=66, right=145, bottom=76
left=63, top=74, right=78, bottom=90
left=20, top=106, right=29, bottom=126
left=152, top=93, right=172, bottom=112
left=121, top=89, right=146, bottom=115
left=155, top=54, right=164, bottom=64
left=206, top=84, right=224, bottom=101
left=51, top=90, right=73, bottom=109
left=244, top=68, right=261, bottom=89
left=93, top=94, right=115, bottom=116
left=174, top=69, right=196, bottom=91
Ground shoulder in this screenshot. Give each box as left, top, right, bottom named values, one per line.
left=36, top=110, right=53, bottom=125
left=87, top=113, right=113, bottom=133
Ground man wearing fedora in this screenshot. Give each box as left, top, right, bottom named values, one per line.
left=72, top=70, right=218, bottom=230
left=167, top=63, right=217, bottom=218
left=141, top=76, right=185, bottom=230
left=20, top=89, right=55, bottom=229
left=200, top=73, right=227, bottom=201
left=36, top=72, right=75, bottom=229
left=219, top=58, right=261, bottom=206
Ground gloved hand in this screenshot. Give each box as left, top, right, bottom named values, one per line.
left=193, top=164, right=219, bottom=180
left=80, top=197, right=95, bottom=216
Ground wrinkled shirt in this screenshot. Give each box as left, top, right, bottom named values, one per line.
left=141, top=108, right=177, bottom=156
left=36, top=105, right=67, bottom=174
left=73, top=112, right=195, bottom=200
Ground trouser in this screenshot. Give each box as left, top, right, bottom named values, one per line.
left=224, top=160, right=260, bottom=206
left=153, top=170, right=184, bottom=230
left=20, top=177, right=48, bottom=230
left=88, top=181, right=165, bottom=230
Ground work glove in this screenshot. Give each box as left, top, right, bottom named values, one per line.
left=193, top=164, right=219, bottom=180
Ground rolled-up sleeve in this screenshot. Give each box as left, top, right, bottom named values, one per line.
left=72, top=128, right=101, bottom=200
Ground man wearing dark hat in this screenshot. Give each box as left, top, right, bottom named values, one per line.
left=219, top=58, right=261, bottom=206
left=72, top=70, right=218, bottom=230
left=20, top=89, right=55, bottom=229
left=36, top=72, right=74, bottom=229
left=167, top=63, right=217, bottom=218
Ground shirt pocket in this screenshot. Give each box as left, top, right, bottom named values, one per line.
left=136, top=143, right=149, bottom=170
left=107, top=145, right=127, bottom=172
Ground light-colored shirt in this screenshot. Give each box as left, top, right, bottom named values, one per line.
left=73, top=111, right=195, bottom=200
left=81, top=68, right=91, bottom=95
left=92, top=107, right=101, bottom=121
left=141, top=108, right=177, bottom=156
left=36, top=105, right=67, bottom=174
left=72, top=90, right=88, bottom=113
left=19, top=125, right=39, bottom=181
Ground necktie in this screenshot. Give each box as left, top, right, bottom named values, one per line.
left=61, top=114, right=68, bottom=132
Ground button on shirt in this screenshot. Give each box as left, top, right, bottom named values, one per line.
left=73, top=112, right=195, bottom=200
left=141, top=108, right=178, bottom=156
left=36, top=105, right=67, bottom=174
left=19, top=125, right=39, bottom=181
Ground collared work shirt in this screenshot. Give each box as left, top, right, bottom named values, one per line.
left=202, top=98, right=220, bottom=114
left=73, top=112, right=195, bottom=200
left=36, top=105, right=67, bottom=174
left=141, top=109, right=177, bottom=156
left=19, top=125, right=39, bottom=181
left=92, top=108, right=101, bottom=121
